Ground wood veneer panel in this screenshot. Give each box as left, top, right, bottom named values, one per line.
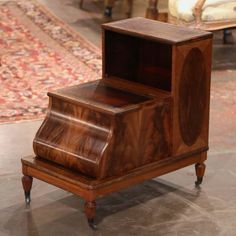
left=179, top=48, right=207, bottom=146
left=172, top=38, right=212, bottom=155
left=22, top=18, right=213, bottom=226
left=34, top=80, right=171, bottom=179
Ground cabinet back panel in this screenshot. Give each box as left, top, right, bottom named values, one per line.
left=104, top=31, right=172, bottom=92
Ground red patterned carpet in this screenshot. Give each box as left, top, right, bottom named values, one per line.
left=0, top=0, right=236, bottom=132
left=0, top=0, right=101, bottom=123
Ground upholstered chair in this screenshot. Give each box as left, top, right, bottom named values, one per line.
left=79, top=0, right=133, bottom=18
left=168, top=0, right=236, bottom=43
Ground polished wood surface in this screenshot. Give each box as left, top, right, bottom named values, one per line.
left=33, top=79, right=171, bottom=179
left=84, top=201, right=97, bottom=228
left=22, top=150, right=207, bottom=195
left=21, top=175, right=33, bottom=204
left=102, top=17, right=212, bottom=45
left=179, top=48, right=207, bottom=146
left=172, top=38, right=212, bottom=155
left=195, top=162, right=206, bottom=186
left=52, top=81, right=151, bottom=109
left=21, top=150, right=207, bottom=224
left=21, top=17, right=213, bottom=228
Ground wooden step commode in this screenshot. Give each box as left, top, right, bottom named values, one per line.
left=21, top=17, right=213, bottom=229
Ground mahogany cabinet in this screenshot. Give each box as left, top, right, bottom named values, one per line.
left=21, top=17, right=213, bottom=229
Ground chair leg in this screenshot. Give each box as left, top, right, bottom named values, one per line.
left=223, top=29, right=234, bottom=44
left=104, top=0, right=115, bottom=18
left=125, top=0, right=133, bottom=18
left=104, top=6, right=113, bottom=18
left=79, top=0, right=84, bottom=9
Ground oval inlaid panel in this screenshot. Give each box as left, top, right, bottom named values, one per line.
left=179, top=48, right=207, bottom=146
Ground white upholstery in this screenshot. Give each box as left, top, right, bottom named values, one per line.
left=203, top=2, right=236, bottom=21
left=168, top=0, right=197, bottom=22
left=169, top=0, right=236, bottom=22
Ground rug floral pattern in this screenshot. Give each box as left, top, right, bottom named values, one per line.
left=1, top=0, right=236, bottom=129
left=0, top=0, right=101, bottom=123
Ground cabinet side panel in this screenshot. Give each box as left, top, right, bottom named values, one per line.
left=172, top=39, right=212, bottom=155
left=104, top=100, right=172, bottom=178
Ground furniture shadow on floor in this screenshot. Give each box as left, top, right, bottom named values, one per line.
left=3, top=179, right=207, bottom=234
left=32, top=179, right=204, bottom=226
left=94, top=179, right=203, bottom=224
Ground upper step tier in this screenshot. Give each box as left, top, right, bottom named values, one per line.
left=102, top=17, right=212, bottom=45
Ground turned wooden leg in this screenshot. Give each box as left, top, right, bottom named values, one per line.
left=84, top=201, right=97, bottom=229
left=22, top=175, right=33, bottom=204
left=195, top=163, right=206, bottom=187
left=104, top=0, right=114, bottom=18
left=146, top=0, right=159, bottom=20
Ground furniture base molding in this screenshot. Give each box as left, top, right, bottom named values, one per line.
left=21, top=151, right=207, bottom=228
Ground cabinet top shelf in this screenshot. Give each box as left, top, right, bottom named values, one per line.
left=102, top=17, right=212, bottom=45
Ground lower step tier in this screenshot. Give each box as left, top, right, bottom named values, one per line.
left=33, top=80, right=172, bottom=179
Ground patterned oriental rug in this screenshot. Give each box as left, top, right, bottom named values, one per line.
left=0, top=0, right=236, bottom=133
left=0, top=0, right=101, bottom=124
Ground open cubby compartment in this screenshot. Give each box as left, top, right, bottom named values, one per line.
left=103, top=30, right=172, bottom=92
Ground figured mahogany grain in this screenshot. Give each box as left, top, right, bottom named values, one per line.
left=22, top=17, right=213, bottom=227
left=34, top=80, right=171, bottom=179
left=179, top=48, right=207, bottom=146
